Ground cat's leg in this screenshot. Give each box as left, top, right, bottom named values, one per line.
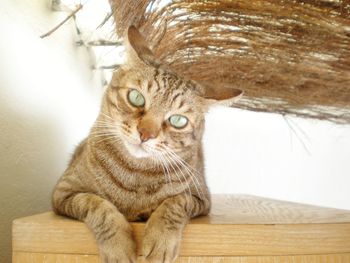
left=142, top=194, right=210, bottom=263
left=52, top=189, right=136, bottom=263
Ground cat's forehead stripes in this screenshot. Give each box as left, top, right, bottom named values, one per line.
left=152, top=68, right=162, bottom=93
left=171, top=92, right=183, bottom=106
left=152, top=68, right=190, bottom=91
left=151, top=68, right=197, bottom=106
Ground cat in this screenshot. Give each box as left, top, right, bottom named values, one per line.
left=52, top=25, right=242, bottom=263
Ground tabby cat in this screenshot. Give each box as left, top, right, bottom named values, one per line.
left=52, top=26, right=242, bottom=263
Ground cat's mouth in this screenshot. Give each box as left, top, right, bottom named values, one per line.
left=123, top=140, right=151, bottom=159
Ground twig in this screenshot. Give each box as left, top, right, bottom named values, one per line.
left=97, top=12, right=113, bottom=29
left=40, top=4, right=83, bottom=39
left=92, top=64, right=120, bottom=70
left=76, top=40, right=122, bottom=46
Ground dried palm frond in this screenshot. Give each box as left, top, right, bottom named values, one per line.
left=110, top=0, right=350, bottom=124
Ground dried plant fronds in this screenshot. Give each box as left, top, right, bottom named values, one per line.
left=110, top=0, right=350, bottom=124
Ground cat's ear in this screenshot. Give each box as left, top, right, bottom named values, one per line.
left=201, top=85, right=243, bottom=107
left=125, top=25, right=160, bottom=67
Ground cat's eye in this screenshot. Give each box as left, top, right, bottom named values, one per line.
left=169, top=115, right=188, bottom=129
left=128, top=89, right=145, bottom=107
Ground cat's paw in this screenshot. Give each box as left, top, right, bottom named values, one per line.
left=99, top=227, right=137, bottom=263
left=142, top=224, right=181, bottom=263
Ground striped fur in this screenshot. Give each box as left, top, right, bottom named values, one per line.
left=52, top=26, right=240, bottom=263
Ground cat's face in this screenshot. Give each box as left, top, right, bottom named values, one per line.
left=97, top=26, right=242, bottom=160
left=104, top=65, right=206, bottom=159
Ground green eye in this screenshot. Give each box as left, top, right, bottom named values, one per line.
left=128, top=89, right=145, bottom=107
left=169, top=115, right=188, bottom=129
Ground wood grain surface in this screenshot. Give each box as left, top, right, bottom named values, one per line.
left=12, top=195, right=350, bottom=261
left=13, top=252, right=350, bottom=263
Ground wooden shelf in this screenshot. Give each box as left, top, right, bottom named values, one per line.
left=12, top=195, right=350, bottom=262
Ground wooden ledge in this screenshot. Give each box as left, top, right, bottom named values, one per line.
left=12, top=195, right=350, bottom=258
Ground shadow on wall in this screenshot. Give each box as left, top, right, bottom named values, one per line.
left=0, top=92, right=68, bottom=262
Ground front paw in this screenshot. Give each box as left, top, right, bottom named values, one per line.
left=142, top=224, right=182, bottom=263
left=99, top=227, right=137, bottom=263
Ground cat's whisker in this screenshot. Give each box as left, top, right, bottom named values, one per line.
left=163, top=151, right=191, bottom=190
left=93, top=123, right=114, bottom=127
left=160, top=150, right=192, bottom=205
left=95, top=135, right=120, bottom=145
left=92, top=123, right=138, bottom=143
left=93, top=122, right=124, bottom=129
left=141, top=144, right=175, bottom=195
left=162, top=145, right=203, bottom=193
left=165, top=148, right=200, bottom=177
left=91, top=128, right=121, bottom=135
left=89, top=132, right=118, bottom=138
left=162, top=155, right=192, bottom=200
left=163, top=145, right=201, bottom=175
left=90, top=128, right=116, bottom=133
left=92, top=126, right=113, bottom=130
left=170, top=158, right=205, bottom=200
left=162, top=146, right=205, bottom=199
left=100, top=112, right=114, bottom=120
left=93, top=122, right=114, bottom=127
left=89, top=129, right=123, bottom=145
left=90, top=134, right=116, bottom=140
left=159, top=156, right=173, bottom=195
left=145, top=147, right=173, bottom=195
left=95, top=116, right=125, bottom=129
left=91, top=129, right=117, bottom=133
left=94, top=119, right=113, bottom=124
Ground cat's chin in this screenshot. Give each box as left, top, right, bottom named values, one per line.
left=123, top=141, right=151, bottom=159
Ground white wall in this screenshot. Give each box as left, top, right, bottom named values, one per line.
left=0, top=0, right=350, bottom=262
left=205, top=107, right=350, bottom=210
left=0, top=1, right=101, bottom=262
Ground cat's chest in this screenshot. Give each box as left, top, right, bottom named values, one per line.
left=113, top=190, right=165, bottom=221
left=101, top=175, right=186, bottom=221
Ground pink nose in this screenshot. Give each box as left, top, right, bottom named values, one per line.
left=137, top=126, right=157, bottom=142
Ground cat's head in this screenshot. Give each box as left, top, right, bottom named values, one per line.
left=97, top=26, right=242, bottom=160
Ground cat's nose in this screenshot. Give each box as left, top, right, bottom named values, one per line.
left=137, top=126, right=158, bottom=142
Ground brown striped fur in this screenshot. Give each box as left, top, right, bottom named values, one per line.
left=52, top=26, right=242, bottom=263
